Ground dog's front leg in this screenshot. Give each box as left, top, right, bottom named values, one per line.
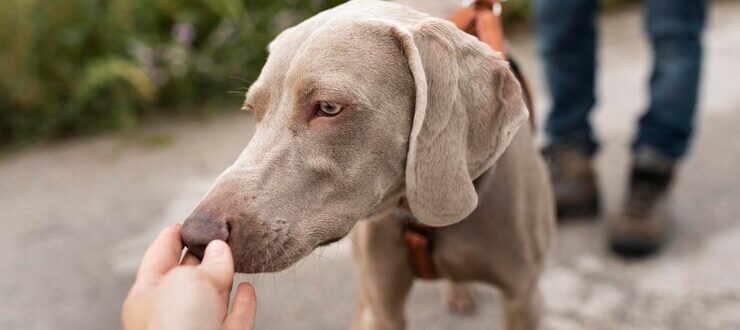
left=350, top=213, right=414, bottom=330
left=501, top=285, right=543, bottom=330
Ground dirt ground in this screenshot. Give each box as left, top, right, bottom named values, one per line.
left=2, top=2, right=739, bottom=329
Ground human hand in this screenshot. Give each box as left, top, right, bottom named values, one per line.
left=121, top=224, right=256, bottom=330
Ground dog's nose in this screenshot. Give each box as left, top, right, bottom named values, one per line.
left=181, top=213, right=230, bottom=259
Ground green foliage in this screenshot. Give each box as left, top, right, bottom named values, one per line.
left=0, top=0, right=344, bottom=147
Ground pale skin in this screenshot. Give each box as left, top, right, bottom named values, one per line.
left=121, top=224, right=257, bottom=330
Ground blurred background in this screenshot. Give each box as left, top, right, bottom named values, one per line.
left=0, top=0, right=347, bottom=148
left=1, top=0, right=739, bottom=329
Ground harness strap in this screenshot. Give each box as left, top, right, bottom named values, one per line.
left=402, top=221, right=438, bottom=279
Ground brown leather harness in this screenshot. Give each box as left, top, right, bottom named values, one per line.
left=402, top=219, right=439, bottom=279
left=402, top=0, right=534, bottom=280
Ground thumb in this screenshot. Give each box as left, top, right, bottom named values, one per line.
left=198, top=240, right=235, bottom=293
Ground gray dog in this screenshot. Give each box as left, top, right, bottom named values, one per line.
left=181, top=1, right=555, bottom=329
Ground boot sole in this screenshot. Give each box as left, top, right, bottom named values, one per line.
left=609, top=236, right=662, bottom=258
left=557, top=197, right=600, bottom=220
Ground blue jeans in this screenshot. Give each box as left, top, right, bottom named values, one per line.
left=532, top=0, right=706, bottom=160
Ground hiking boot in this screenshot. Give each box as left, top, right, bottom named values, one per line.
left=609, top=147, right=675, bottom=258
left=542, top=144, right=600, bottom=219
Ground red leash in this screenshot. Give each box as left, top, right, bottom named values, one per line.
left=450, top=0, right=536, bottom=128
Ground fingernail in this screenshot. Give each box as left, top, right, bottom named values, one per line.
left=205, top=240, right=226, bottom=258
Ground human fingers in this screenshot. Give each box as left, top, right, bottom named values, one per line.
left=179, top=251, right=201, bottom=266
left=197, top=240, right=235, bottom=294
left=222, top=283, right=257, bottom=330
left=130, top=224, right=184, bottom=295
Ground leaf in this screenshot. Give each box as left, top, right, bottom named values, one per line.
left=74, top=57, right=157, bottom=107
left=203, top=0, right=244, bottom=22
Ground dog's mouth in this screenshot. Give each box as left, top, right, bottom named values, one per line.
left=232, top=235, right=348, bottom=273
left=318, top=233, right=348, bottom=247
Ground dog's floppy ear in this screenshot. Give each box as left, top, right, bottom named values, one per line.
left=391, top=18, right=529, bottom=227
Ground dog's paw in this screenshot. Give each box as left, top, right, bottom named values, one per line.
left=444, top=282, right=477, bottom=315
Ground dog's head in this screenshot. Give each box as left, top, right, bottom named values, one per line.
left=181, top=0, right=528, bottom=273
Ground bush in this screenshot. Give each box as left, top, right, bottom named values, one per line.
left=0, top=0, right=344, bottom=147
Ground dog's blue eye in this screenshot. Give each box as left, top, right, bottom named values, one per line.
left=318, top=101, right=342, bottom=116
